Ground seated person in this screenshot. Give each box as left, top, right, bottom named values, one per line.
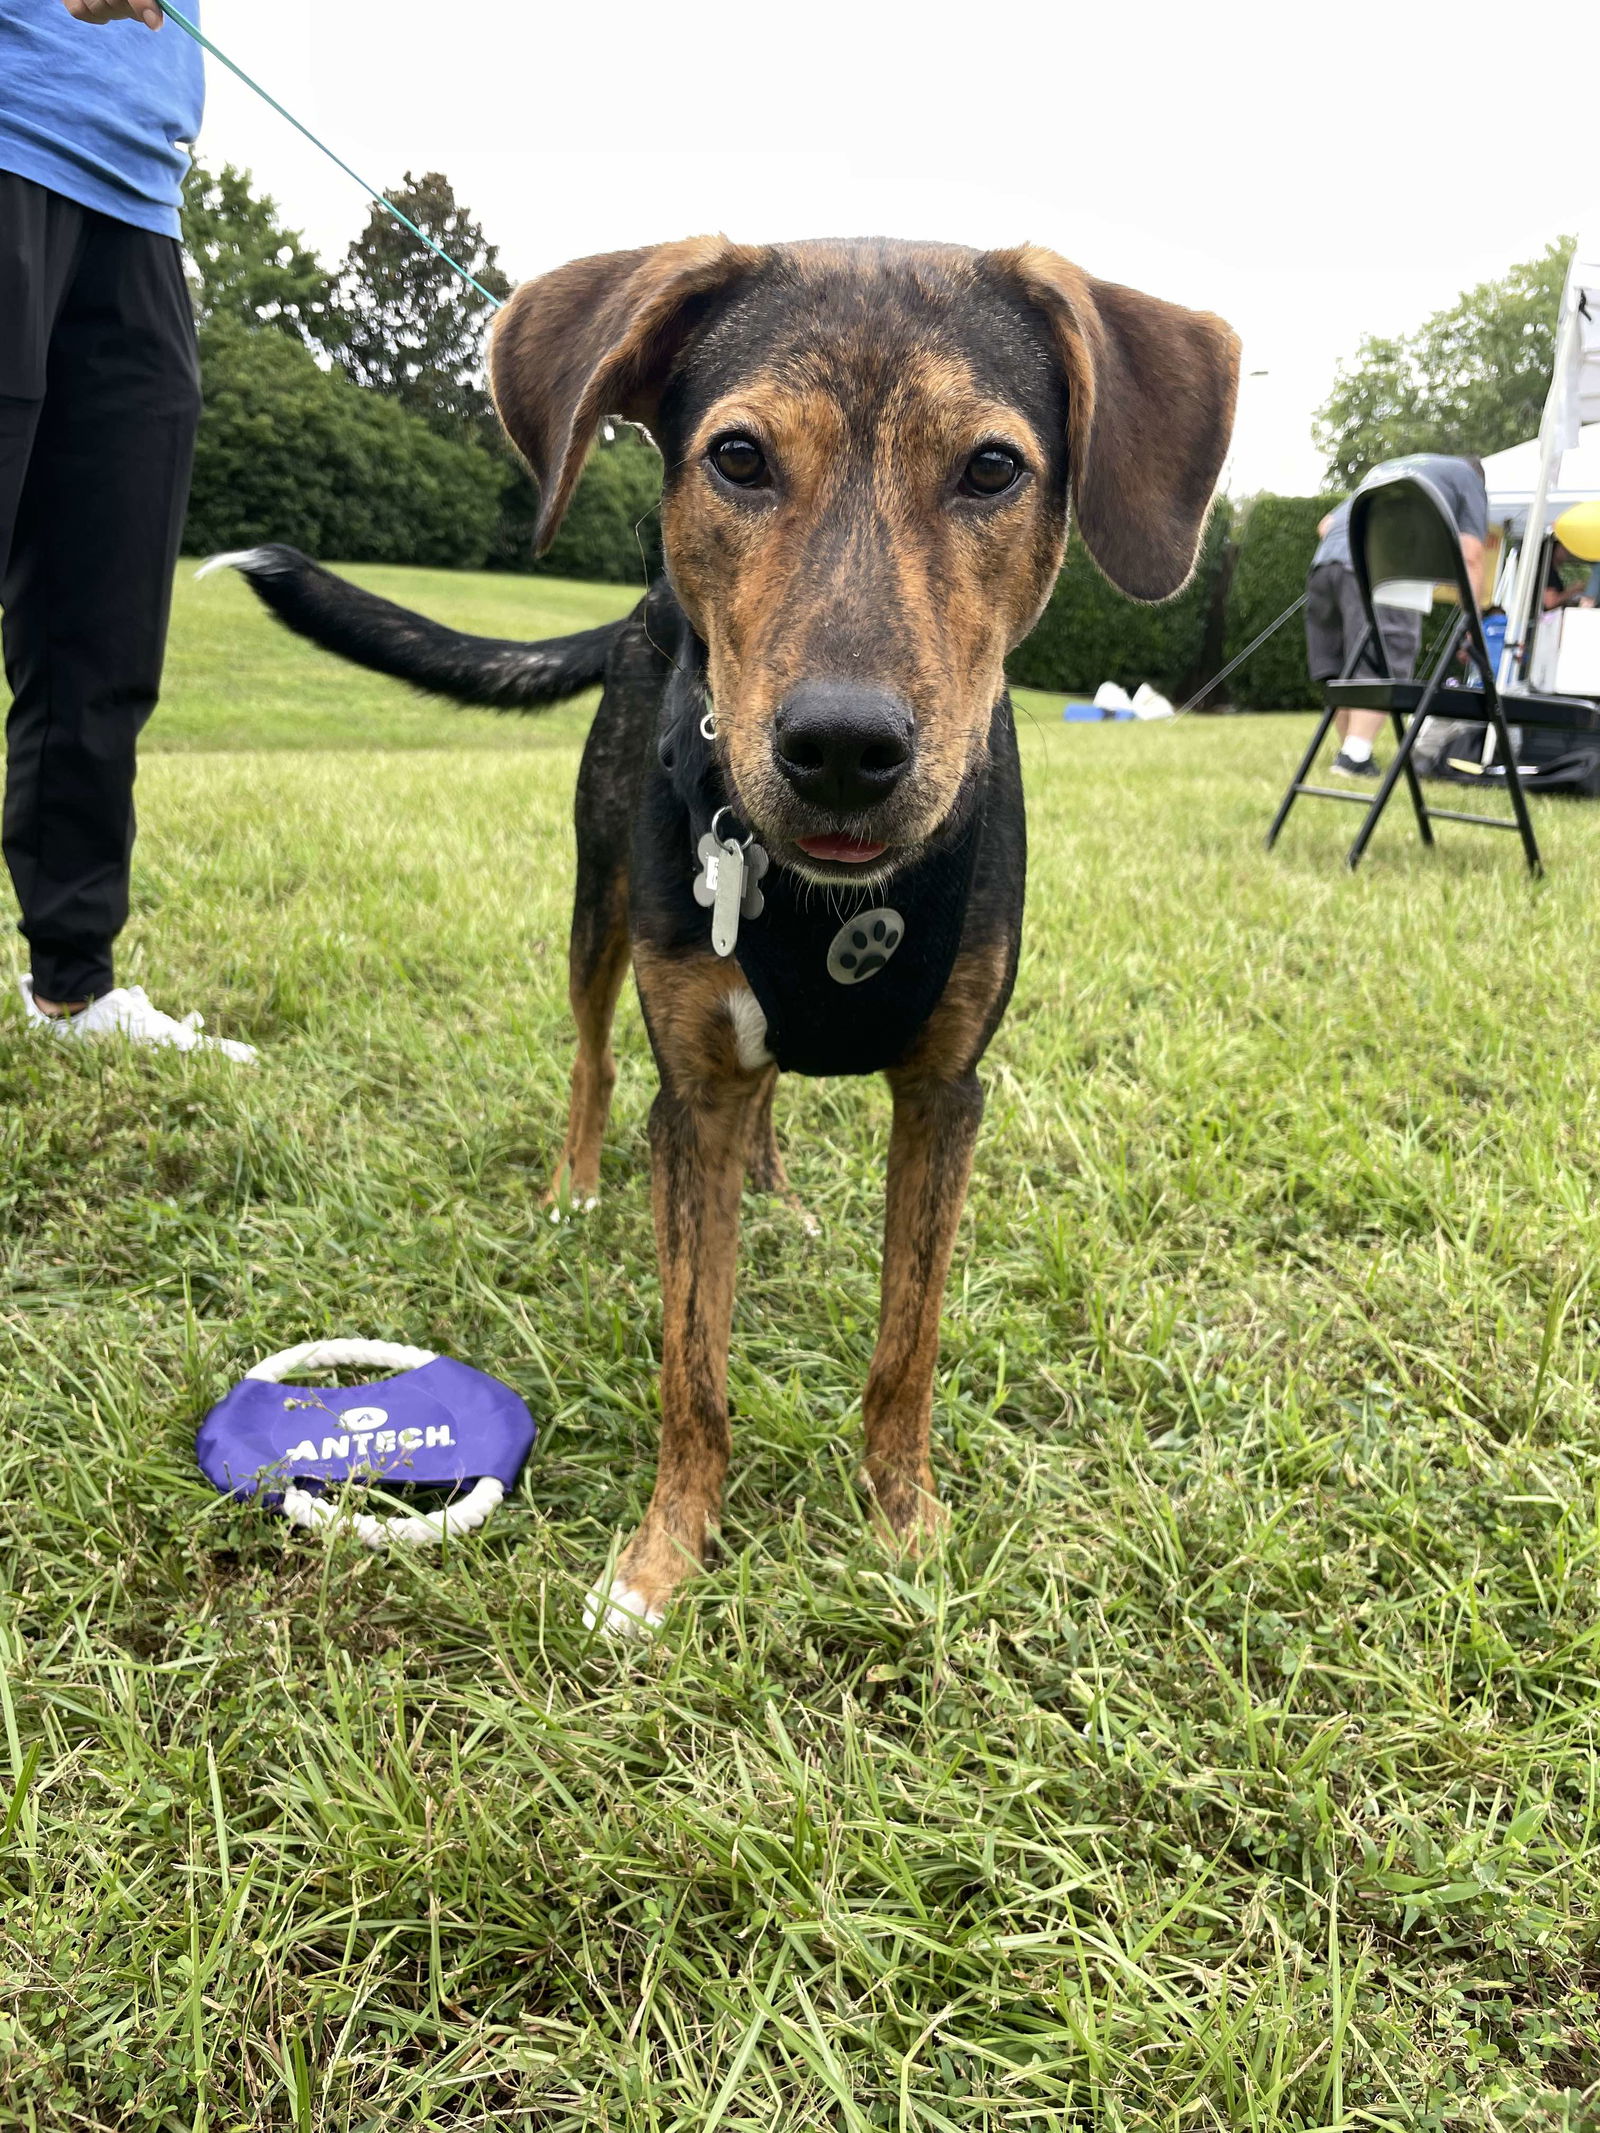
left=1544, top=540, right=1599, bottom=611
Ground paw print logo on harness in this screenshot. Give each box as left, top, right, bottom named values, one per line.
left=826, top=908, right=905, bottom=985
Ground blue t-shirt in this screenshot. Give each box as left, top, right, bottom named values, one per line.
left=1314, top=453, right=1489, bottom=570
left=0, top=0, right=204, bottom=239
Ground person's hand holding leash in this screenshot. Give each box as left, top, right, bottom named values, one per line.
left=59, top=0, right=165, bottom=29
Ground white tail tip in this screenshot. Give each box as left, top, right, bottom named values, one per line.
left=195, top=548, right=277, bottom=582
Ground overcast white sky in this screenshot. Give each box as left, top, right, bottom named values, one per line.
left=190, top=0, right=1588, bottom=496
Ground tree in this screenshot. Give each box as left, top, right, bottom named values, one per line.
left=182, top=159, right=334, bottom=347
left=186, top=316, right=503, bottom=568
left=1314, top=237, right=1576, bottom=486
left=330, top=171, right=511, bottom=439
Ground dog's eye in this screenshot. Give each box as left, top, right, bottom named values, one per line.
left=710, top=435, right=768, bottom=487
left=961, top=446, right=1023, bottom=497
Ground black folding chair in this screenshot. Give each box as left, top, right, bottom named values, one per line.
left=1265, top=470, right=1542, bottom=874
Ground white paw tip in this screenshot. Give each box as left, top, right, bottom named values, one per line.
left=549, top=1194, right=599, bottom=1225
left=799, top=1212, right=822, bottom=1239
left=583, top=1578, right=665, bottom=1638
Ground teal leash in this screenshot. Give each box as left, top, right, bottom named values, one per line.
left=158, top=0, right=506, bottom=310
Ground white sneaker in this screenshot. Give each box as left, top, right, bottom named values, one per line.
left=1131, top=683, right=1176, bottom=720
left=1092, top=681, right=1133, bottom=711
left=18, top=974, right=258, bottom=1063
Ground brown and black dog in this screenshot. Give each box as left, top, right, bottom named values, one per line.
left=223, top=237, right=1238, bottom=1632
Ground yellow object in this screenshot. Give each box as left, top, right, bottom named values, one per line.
left=1553, top=500, right=1600, bottom=562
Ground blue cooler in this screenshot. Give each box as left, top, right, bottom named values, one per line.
left=1476, top=610, right=1507, bottom=681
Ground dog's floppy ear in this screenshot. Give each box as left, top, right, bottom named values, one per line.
left=988, top=246, right=1240, bottom=602
left=489, top=236, right=766, bottom=553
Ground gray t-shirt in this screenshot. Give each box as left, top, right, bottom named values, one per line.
left=1313, top=454, right=1489, bottom=570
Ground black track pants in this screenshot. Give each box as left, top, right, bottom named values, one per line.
left=0, top=170, right=200, bottom=1004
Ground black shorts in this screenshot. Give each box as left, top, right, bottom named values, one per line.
left=1304, top=561, right=1423, bottom=684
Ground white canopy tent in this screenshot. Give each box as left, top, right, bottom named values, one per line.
left=1499, top=232, right=1600, bottom=676
left=1484, top=421, right=1600, bottom=534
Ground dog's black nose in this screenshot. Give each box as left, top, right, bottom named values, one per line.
left=773, top=683, right=914, bottom=812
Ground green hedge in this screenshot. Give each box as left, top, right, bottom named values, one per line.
left=1222, top=494, right=1339, bottom=710
left=1007, top=501, right=1233, bottom=700
left=185, top=318, right=503, bottom=567
left=519, top=428, right=664, bottom=585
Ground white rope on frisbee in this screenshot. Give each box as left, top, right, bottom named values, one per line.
left=246, top=1339, right=504, bottom=1549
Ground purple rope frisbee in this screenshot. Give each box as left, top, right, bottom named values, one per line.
left=196, top=1339, right=536, bottom=1548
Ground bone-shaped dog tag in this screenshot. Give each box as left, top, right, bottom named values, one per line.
left=741, top=841, right=769, bottom=921
left=710, top=837, right=746, bottom=956
left=693, top=832, right=721, bottom=909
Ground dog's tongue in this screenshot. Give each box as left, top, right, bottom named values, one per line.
left=796, top=834, right=888, bottom=864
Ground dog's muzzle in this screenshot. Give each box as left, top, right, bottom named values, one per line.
left=772, top=682, right=915, bottom=815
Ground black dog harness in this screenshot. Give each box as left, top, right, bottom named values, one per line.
left=641, top=641, right=993, bottom=1078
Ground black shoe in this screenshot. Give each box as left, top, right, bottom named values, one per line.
left=1330, top=748, right=1381, bottom=778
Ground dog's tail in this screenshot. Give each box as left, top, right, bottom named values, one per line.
left=199, top=545, right=626, bottom=710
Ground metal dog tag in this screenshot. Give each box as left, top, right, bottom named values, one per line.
left=740, top=841, right=769, bottom=921
left=710, top=838, right=746, bottom=955
left=693, top=832, right=722, bottom=909
left=693, top=829, right=770, bottom=956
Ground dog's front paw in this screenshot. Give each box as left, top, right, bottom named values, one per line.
left=860, top=1460, right=948, bottom=1556
left=584, top=1511, right=714, bottom=1636
left=583, top=1575, right=666, bottom=1637
left=546, top=1193, right=600, bottom=1226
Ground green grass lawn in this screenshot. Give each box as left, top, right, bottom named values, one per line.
left=3, top=560, right=1599, bottom=2130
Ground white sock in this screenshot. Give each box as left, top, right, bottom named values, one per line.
left=1341, top=735, right=1373, bottom=764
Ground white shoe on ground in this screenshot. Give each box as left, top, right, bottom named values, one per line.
left=18, top=974, right=258, bottom=1063
left=1092, top=680, right=1133, bottom=711
left=1131, top=682, right=1176, bottom=719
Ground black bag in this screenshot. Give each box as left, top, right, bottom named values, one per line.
left=1417, top=715, right=1600, bottom=798
left=1413, top=715, right=1487, bottom=779
left=1513, top=721, right=1600, bottom=797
